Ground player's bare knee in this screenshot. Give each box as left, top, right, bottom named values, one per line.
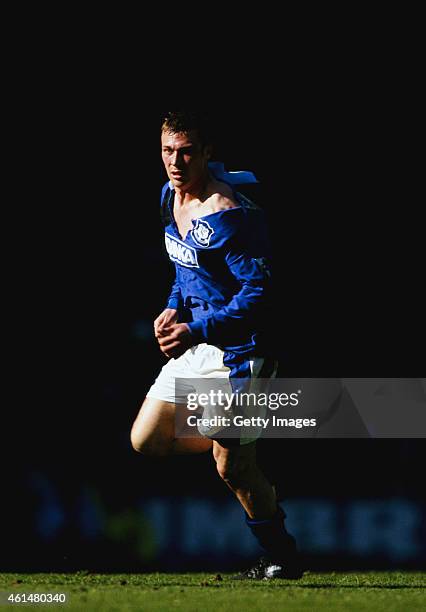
left=131, top=436, right=171, bottom=457
left=130, top=398, right=176, bottom=456
left=130, top=428, right=147, bottom=454
left=217, top=460, right=250, bottom=487
left=214, top=442, right=256, bottom=485
left=216, top=454, right=253, bottom=487
left=130, top=428, right=171, bottom=457
left=130, top=430, right=144, bottom=454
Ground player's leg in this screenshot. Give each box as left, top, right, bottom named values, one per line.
left=213, top=439, right=303, bottom=579
left=131, top=396, right=212, bottom=456
left=131, top=345, right=213, bottom=456
left=213, top=440, right=276, bottom=518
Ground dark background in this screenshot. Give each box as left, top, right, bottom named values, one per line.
left=5, top=108, right=424, bottom=572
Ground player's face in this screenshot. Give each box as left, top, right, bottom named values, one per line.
left=161, top=130, right=210, bottom=190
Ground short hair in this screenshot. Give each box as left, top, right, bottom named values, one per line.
left=161, top=111, right=212, bottom=147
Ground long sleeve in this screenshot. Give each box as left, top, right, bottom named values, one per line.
left=166, top=269, right=183, bottom=310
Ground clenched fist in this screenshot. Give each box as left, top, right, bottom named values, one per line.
left=156, top=322, right=194, bottom=359
left=154, top=308, right=178, bottom=338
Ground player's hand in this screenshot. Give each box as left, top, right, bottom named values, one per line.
left=157, top=323, right=194, bottom=359
left=154, top=308, right=178, bottom=338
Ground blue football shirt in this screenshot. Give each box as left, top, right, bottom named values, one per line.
left=160, top=163, right=274, bottom=375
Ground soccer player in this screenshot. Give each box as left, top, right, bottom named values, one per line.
left=130, top=112, right=303, bottom=579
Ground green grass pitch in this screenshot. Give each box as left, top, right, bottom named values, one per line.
left=1, top=571, right=425, bottom=611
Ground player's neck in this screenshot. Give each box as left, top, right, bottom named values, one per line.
left=174, top=172, right=211, bottom=206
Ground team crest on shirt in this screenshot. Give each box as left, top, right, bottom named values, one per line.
left=191, top=218, right=214, bottom=247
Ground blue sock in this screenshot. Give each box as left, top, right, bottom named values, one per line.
left=245, top=506, right=297, bottom=564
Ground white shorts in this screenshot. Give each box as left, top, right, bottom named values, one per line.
left=147, top=343, right=277, bottom=404
left=147, top=344, right=278, bottom=445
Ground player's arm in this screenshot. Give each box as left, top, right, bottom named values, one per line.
left=155, top=267, right=194, bottom=357
left=154, top=269, right=182, bottom=337
left=156, top=184, right=190, bottom=353
left=165, top=272, right=183, bottom=311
